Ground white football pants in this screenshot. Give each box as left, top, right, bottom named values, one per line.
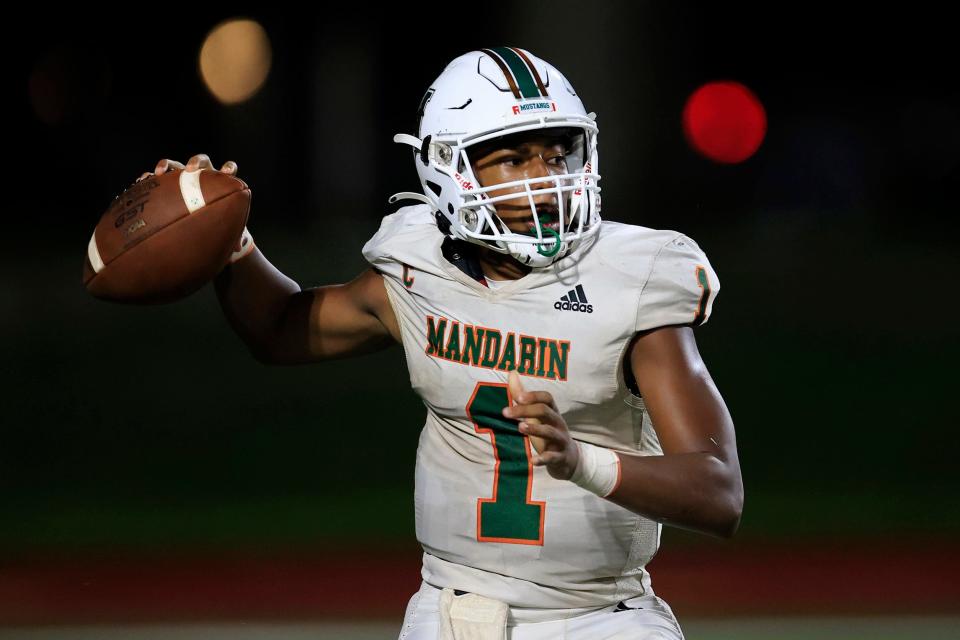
left=397, top=581, right=685, bottom=640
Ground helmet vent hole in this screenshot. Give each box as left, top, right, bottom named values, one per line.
left=426, top=181, right=442, bottom=198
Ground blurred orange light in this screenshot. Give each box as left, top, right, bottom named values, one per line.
left=199, top=19, right=272, bottom=105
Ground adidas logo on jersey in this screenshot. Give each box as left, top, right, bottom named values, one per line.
left=554, top=284, right=594, bottom=313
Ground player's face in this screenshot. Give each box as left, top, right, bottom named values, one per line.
left=468, top=132, right=573, bottom=237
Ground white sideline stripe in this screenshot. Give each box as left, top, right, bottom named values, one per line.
left=87, top=230, right=105, bottom=274
left=180, top=168, right=206, bottom=213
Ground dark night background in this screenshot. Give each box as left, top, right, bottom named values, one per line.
left=2, top=1, right=958, bottom=629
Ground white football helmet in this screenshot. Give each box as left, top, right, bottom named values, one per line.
left=389, top=47, right=602, bottom=268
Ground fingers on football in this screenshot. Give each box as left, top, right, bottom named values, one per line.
left=184, top=153, right=214, bottom=171
left=151, top=155, right=237, bottom=178
left=154, top=158, right=186, bottom=175
left=186, top=154, right=238, bottom=175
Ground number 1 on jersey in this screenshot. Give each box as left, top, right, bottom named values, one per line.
left=466, top=382, right=545, bottom=545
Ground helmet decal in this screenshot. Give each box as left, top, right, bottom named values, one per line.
left=480, top=47, right=549, bottom=99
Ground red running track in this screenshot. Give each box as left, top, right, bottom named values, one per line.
left=1, top=536, right=957, bottom=626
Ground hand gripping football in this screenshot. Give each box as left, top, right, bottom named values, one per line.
left=83, top=168, right=251, bottom=304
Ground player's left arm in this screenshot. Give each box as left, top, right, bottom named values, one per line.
left=613, top=324, right=743, bottom=538
left=504, top=325, right=743, bottom=539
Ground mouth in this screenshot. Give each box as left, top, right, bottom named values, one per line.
left=512, top=220, right=559, bottom=238
left=522, top=206, right=562, bottom=235
left=497, top=206, right=566, bottom=237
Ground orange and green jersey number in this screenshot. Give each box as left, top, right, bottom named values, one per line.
left=466, top=382, right=545, bottom=545
left=693, top=265, right=711, bottom=326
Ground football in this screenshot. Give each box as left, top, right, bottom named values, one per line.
left=83, top=168, right=251, bottom=304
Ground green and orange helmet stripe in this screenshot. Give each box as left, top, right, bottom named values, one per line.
left=480, top=47, right=549, bottom=100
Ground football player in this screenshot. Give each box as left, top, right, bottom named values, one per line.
left=146, top=47, right=743, bottom=640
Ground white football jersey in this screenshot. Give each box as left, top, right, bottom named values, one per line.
left=362, top=204, right=719, bottom=611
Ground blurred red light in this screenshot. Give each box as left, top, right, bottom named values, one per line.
left=683, top=81, right=767, bottom=164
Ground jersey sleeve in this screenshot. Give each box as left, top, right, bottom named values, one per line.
left=361, top=208, right=406, bottom=281
left=361, top=204, right=439, bottom=283
left=635, top=232, right=719, bottom=332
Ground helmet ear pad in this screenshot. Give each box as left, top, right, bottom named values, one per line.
left=419, top=135, right=432, bottom=166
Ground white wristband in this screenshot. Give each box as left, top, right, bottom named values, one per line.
left=229, top=226, right=255, bottom=264
left=569, top=441, right=621, bottom=498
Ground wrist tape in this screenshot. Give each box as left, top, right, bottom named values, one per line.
left=229, top=226, right=255, bottom=264
left=569, top=441, right=621, bottom=498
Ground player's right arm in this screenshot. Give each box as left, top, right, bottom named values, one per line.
left=149, top=154, right=400, bottom=365
left=214, top=250, right=399, bottom=364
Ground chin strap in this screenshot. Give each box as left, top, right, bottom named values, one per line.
left=393, top=133, right=422, bottom=149
left=390, top=133, right=438, bottom=209
left=388, top=191, right=434, bottom=206
left=394, top=132, right=433, bottom=166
